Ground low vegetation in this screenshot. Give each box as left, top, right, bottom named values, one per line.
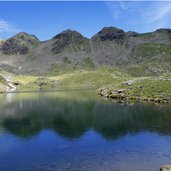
left=98, top=76, right=171, bottom=103
left=13, top=67, right=130, bottom=89
left=0, top=75, right=7, bottom=92
left=0, top=66, right=170, bottom=104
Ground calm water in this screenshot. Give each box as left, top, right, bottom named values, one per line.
left=0, top=90, right=171, bottom=171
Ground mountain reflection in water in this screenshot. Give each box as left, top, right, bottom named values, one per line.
left=0, top=90, right=171, bottom=139
left=1, top=90, right=171, bottom=171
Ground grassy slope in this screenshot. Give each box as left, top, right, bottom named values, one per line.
left=13, top=67, right=130, bottom=89
left=47, top=57, right=95, bottom=76
left=125, top=43, right=171, bottom=76
left=125, top=62, right=171, bottom=77
left=100, top=76, right=171, bottom=99
left=2, top=65, right=171, bottom=103
left=0, top=75, right=7, bottom=92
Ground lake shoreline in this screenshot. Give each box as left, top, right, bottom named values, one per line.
left=98, top=86, right=171, bottom=104
left=98, top=77, right=171, bottom=104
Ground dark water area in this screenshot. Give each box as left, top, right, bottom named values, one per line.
left=0, top=90, right=171, bottom=171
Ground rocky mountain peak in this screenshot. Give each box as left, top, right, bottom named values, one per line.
left=0, top=32, right=39, bottom=55
left=14, top=32, right=39, bottom=43
left=155, top=28, right=171, bottom=33
left=0, top=26, right=171, bottom=75
left=53, top=29, right=83, bottom=39
left=91, top=27, right=126, bottom=43
left=51, top=29, right=88, bottom=54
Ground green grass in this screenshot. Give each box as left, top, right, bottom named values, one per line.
left=1, top=66, right=171, bottom=102
left=47, top=63, right=75, bottom=75
left=81, top=57, right=95, bottom=69
left=0, top=75, right=7, bottom=92
left=47, top=57, right=95, bottom=75
left=125, top=62, right=171, bottom=77
left=138, top=32, right=154, bottom=38
left=54, top=67, right=130, bottom=87
left=129, top=79, right=171, bottom=98
left=13, top=66, right=130, bottom=89
left=101, top=77, right=171, bottom=100
left=63, top=57, right=71, bottom=65
left=129, top=43, right=171, bottom=64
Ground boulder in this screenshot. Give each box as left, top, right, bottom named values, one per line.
left=122, top=80, right=134, bottom=86
left=137, top=85, right=144, bottom=89
left=117, top=89, right=126, bottom=93
left=143, top=97, right=148, bottom=101
left=109, top=93, right=117, bottom=99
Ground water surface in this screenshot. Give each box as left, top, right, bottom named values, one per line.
left=0, top=90, right=171, bottom=171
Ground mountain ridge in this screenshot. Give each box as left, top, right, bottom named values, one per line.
left=0, top=26, right=171, bottom=76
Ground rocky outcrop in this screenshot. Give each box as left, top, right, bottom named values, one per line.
left=98, top=87, right=171, bottom=103
left=1, top=40, right=29, bottom=54
left=0, top=32, right=39, bottom=54
left=98, top=79, right=171, bottom=104
left=51, top=29, right=89, bottom=54
left=91, top=27, right=126, bottom=44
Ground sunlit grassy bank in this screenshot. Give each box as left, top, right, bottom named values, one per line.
left=98, top=76, right=171, bottom=103
left=0, top=67, right=171, bottom=103
left=13, top=67, right=130, bottom=89
left=0, top=75, right=7, bottom=92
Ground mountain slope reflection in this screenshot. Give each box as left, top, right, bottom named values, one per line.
left=0, top=90, right=171, bottom=139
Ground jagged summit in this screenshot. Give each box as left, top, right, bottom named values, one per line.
left=0, top=32, right=39, bottom=55
left=51, top=29, right=89, bottom=54
left=13, top=32, right=39, bottom=41
left=91, top=27, right=125, bottom=43
left=53, top=29, right=86, bottom=39
left=0, top=26, right=171, bottom=75
left=155, top=28, right=171, bottom=33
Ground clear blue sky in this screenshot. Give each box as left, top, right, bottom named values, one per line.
left=0, top=1, right=171, bottom=40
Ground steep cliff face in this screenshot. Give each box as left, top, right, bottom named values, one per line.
left=0, top=27, right=171, bottom=75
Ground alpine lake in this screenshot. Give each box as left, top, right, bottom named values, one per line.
left=0, top=89, right=171, bottom=171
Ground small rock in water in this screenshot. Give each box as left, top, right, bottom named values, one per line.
left=160, top=165, right=171, bottom=171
